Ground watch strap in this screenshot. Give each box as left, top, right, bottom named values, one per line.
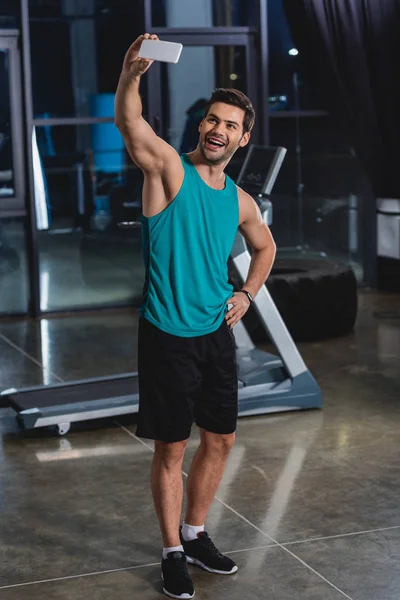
left=239, top=289, right=253, bottom=304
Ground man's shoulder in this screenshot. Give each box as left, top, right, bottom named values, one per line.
left=236, top=185, right=254, bottom=203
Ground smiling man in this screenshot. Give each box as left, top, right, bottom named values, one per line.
left=115, top=33, right=276, bottom=600
left=198, top=102, right=250, bottom=163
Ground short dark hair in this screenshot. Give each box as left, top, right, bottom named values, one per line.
left=204, top=88, right=255, bottom=134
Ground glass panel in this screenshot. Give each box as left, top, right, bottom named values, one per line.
left=152, top=0, right=250, bottom=27
left=0, top=48, right=15, bottom=199
left=0, top=217, right=29, bottom=314
left=29, top=2, right=145, bottom=118
left=268, top=0, right=323, bottom=111
left=160, top=45, right=249, bottom=179
left=0, top=0, right=19, bottom=28
left=270, top=116, right=368, bottom=281
left=34, top=123, right=144, bottom=312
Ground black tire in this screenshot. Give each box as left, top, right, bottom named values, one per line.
left=229, top=258, right=358, bottom=342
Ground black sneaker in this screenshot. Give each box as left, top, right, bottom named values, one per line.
left=161, top=551, right=195, bottom=599
left=180, top=529, right=238, bottom=575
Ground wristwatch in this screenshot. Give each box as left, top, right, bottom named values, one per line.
left=239, top=289, right=253, bottom=304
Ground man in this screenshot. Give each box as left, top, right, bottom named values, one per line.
left=115, top=33, right=276, bottom=600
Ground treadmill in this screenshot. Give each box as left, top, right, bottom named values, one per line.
left=0, top=146, right=322, bottom=435
left=232, top=145, right=322, bottom=414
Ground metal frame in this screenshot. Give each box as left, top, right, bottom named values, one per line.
left=150, top=26, right=257, bottom=42
left=270, top=110, right=329, bottom=118
left=0, top=30, right=26, bottom=216
left=144, top=0, right=152, bottom=31
left=20, top=0, right=41, bottom=317
left=257, top=0, right=269, bottom=144
left=33, top=116, right=114, bottom=126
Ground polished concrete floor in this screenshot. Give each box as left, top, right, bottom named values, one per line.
left=0, top=289, right=399, bottom=599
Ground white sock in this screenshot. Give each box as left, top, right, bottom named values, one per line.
left=162, top=545, right=184, bottom=560
left=181, top=522, right=205, bottom=542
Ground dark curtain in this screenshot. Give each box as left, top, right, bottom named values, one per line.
left=282, top=0, right=400, bottom=200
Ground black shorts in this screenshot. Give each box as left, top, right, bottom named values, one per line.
left=136, top=317, right=238, bottom=443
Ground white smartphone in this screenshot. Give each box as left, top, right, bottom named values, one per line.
left=138, top=39, right=183, bottom=64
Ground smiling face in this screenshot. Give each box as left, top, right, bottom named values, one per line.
left=198, top=102, right=250, bottom=165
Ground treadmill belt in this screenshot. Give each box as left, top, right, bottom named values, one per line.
left=5, top=376, right=139, bottom=411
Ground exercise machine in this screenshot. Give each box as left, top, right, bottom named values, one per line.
left=232, top=145, right=322, bottom=414
left=0, top=146, right=322, bottom=434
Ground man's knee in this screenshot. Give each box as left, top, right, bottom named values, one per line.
left=154, top=439, right=188, bottom=468
left=200, top=429, right=235, bottom=455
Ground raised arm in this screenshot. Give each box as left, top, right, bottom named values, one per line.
left=114, top=34, right=180, bottom=175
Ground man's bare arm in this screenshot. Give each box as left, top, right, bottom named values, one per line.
left=225, top=189, right=276, bottom=328
left=114, top=34, right=180, bottom=174
left=238, top=189, right=276, bottom=298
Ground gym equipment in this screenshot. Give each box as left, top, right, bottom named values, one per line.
left=251, top=258, right=358, bottom=342
left=0, top=146, right=322, bottom=434
left=231, top=146, right=322, bottom=413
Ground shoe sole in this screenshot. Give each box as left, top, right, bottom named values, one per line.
left=186, top=556, right=238, bottom=575
left=161, top=572, right=195, bottom=599
left=162, top=588, right=195, bottom=599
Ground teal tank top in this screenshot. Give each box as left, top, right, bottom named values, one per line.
left=140, top=154, right=239, bottom=337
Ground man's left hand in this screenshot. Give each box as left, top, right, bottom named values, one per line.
left=225, top=292, right=251, bottom=329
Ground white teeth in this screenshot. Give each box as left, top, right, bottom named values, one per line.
left=208, top=139, right=224, bottom=147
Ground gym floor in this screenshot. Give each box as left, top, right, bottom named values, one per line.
left=0, top=289, right=399, bottom=600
